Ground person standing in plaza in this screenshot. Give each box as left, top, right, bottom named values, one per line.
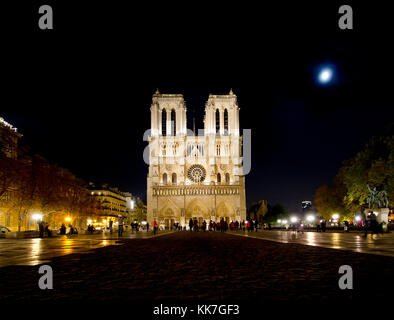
left=321, top=219, right=326, bottom=232
left=146, top=222, right=149, bottom=232
left=38, top=220, right=44, bottom=238
left=118, top=216, right=124, bottom=237
left=344, top=220, right=350, bottom=233
left=109, top=219, right=113, bottom=235
left=316, top=219, right=321, bottom=232
left=153, top=219, right=158, bottom=235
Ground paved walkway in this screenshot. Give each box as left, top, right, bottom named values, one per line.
left=231, top=230, right=394, bottom=257
left=1, top=232, right=393, bottom=303
left=0, top=231, right=172, bottom=267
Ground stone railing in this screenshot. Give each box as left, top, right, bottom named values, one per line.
left=152, top=185, right=240, bottom=197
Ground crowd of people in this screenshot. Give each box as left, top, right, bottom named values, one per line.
left=37, top=220, right=52, bottom=238
left=36, top=212, right=390, bottom=238
left=186, top=218, right=260, bottom=232
left=363, top=212, right=386, bottom=236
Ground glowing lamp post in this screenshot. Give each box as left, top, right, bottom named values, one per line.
left=290, top=216, right=298, bottom=223
left=306, top=215, right=315, bottom=223
left=32, top=213, right=43, bottom=221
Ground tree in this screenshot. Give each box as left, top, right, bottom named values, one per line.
left=248, top=200, right=268, bottom=223
left=342, top=129, right=394, bottom=210
left=314, top=166, right=349, bottom=220
left=132, top=199, right=147, bottom=222
left=314, top=123, right=393, bottom=220
left=262, top=204, right=287, bottom=223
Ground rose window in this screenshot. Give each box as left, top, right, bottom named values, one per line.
left=187, top=164, right=206, bottom=183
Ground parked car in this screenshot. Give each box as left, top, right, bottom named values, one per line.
left=0, top=225, right=11, bottom=238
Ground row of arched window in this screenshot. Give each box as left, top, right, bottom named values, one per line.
left=162, top=172, right=177, bottom=184
left=160, top=143, right=178, bottom=156
left=217, top=173, right=230, bottom=184
left=161, top=108, right=228, bottom=136
left=187, top=143, right=204, bottom=157
left=162, top=172, right=230, bottom=184
left=216, top=144, right=230, bottom=156
left=162, top=109, right=176, bottom=136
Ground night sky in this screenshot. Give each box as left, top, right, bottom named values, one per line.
left=1, top=2, right=393, bottom=212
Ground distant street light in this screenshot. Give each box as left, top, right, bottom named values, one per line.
left=277, top=219, right=282, bottom=223
left=32, top=213, right=43, bottom=221
left=306, top=215, right=315, bottom=222
left=355, top=216, right=361, bottom=222
left=65, top=217, right=71, bottom=222
left=290, top=217, right=298, bottom=223
left=332, top=214, right=339, bottom=220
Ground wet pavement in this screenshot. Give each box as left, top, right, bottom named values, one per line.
left=0, top=231, right=172, bottom=267
left=1, top=232, right=393, bottom=303
left=232, top=230, right=394, bottom=257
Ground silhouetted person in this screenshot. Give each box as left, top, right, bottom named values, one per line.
left=118, top=216, right=124, bottom=236
left=153, top=220, right=158, bottom=235
left=109, top=219, right=113, bottom=234
left=44, top=223, right=51, bottom=237
left=38, top=220, right=44, bottom=238
left=60, top=223, right=66, bottom=235
left=321, top=220, right=326, bottom=232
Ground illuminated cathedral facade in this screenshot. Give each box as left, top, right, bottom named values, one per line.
left=146, top=90, right=246, bottom=229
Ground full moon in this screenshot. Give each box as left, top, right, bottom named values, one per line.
left=318, top=68, right=333, bottom=84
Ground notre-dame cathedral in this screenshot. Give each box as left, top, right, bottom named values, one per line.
left=147, top=90, right=246, bottom=229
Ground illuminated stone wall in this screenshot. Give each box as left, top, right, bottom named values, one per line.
left=147, top=91, right=247, bottom=229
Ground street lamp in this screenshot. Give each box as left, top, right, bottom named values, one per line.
left=290, top=216, right=298, bottom=223
left=277, top=219, right=282, bottom=223
left=65, top=217, right=71, bottom=222
left=332, top=214, right=339, bottom=220
left=32, top=213, right=43, bottom=221
left=306, top=215, right=315, bottom=222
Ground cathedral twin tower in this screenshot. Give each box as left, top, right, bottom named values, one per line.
left=147, top=90, right=246, bottom=229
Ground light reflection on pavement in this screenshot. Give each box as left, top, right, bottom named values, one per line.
left=0, top=231, right=172, bottom=267
left=232, top=230, right=394, bottom=257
